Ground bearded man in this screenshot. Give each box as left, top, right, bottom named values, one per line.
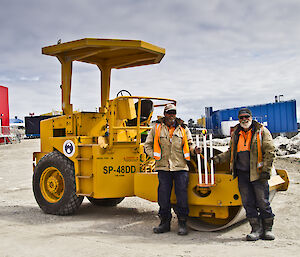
left=212, top=108, right=276, bottom=241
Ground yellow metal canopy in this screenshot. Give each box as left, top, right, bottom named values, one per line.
left=42, top=38, right=165, bottom=69
left=42, top=38, right=165, bottom=115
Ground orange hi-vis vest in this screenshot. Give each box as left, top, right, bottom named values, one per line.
left=153, top=123, right=190, bottom=161
left=230, top=127, right=263, bottom=172
left=237, top=130, right=252, bottom=152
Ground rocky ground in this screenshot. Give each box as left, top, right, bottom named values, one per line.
left=0, top=139, right=299, bottom=257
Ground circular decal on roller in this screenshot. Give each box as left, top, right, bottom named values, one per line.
left=63, top=140, right=75, bottom=157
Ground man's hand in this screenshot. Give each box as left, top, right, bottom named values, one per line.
left=208, top=155, right=220, bottom=164
left=259, top=172, right=271, bottom=183
left=194, top=146, right=202, bottom=155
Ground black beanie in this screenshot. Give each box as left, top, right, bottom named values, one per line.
left=238, top=108, right=252, bottom=117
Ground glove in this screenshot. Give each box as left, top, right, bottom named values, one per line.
left=209, top=155, right=219, bottom=164
left=194, top=146, right=202, bottom=155
left=259, top=172, right=270, bottom=183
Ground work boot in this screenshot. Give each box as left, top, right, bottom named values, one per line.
left=177, top=218, right=188, bottom=236
left=262, top=217, right=275, bottom=240
left=246, top=218, right=263, bottom=241
left=153, top=217, right=171, bottom=234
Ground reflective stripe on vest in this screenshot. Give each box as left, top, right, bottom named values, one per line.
left=153, top=124, right=190, bottom=161
left=257, top=127, right=263, bottom=172
left=153, top=124, right=162, bottom=160
left=230, top=127, right=264, bottom=172
left=180, top=127, right=190, bottom=161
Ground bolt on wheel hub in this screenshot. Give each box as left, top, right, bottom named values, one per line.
left=40, top=167, right=65, bottom=203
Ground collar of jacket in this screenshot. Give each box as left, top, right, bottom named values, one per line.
left=156, top=117, right=186, bottom=128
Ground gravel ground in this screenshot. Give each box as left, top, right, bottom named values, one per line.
left=0, top=139, right=299, bottom=257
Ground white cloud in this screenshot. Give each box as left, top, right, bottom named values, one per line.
left=0, top=0, right=299, bottom=123
left=0, top=76, right=11, bottom=82
left=19, top=76, right=40, bottom=81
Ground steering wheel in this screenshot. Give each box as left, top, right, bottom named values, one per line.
left=116, top=89, right=132, bottom=97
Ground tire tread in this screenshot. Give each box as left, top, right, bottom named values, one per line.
left=33, top=151, right=83, bottom=215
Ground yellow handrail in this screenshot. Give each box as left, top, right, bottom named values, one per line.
left=108, top=96, right=176, bottom=148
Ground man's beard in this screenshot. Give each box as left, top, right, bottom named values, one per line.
left=166, top=116, right=175, bottom=125
left=240, top=119, right=252, bottom=129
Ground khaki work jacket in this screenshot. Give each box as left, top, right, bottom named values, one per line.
left=144, top=118, right=196, bottom=171
left=215, top=121, right=275, bottom=182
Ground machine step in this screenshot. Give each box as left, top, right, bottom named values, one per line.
left=76, top=174, right=93, bottom=179
left=76, top=192, right=93, bottom=197
left=76, top=157, right=93, bottom=161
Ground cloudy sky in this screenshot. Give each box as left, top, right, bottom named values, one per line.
left=1, top=0, right=300, bottom=122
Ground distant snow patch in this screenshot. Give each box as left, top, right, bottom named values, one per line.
left=210, top=133, right=300, bottom=158
left=274, top=133, right=300, bottom=156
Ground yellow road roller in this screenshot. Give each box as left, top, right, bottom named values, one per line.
left=32, top=38, right=289, bottom=231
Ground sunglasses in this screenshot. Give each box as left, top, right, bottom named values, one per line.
left=166, top=110, right=176, bottom=115
left=239, top=115, right=250, bottom=119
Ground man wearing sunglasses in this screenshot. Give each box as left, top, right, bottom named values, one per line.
left=144, top=103, right=201, bottom=235
left=212, top=108, right=276, bottom=241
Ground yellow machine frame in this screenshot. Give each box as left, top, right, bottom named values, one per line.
left=33, top=38, right=289, bottom=231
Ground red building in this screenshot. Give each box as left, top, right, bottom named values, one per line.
left=0, top=86, right=10, bottom=140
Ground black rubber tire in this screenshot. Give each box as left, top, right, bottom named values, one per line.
left=87, top=197, right=125, bottom=207
left=33, top=151, right=83, bottom=215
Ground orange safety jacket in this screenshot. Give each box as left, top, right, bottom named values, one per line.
left=230, top=127, right=263, bottom=172
left=153, top=123, right=190, bottom=161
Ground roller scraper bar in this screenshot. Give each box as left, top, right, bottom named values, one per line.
left=196, top=130, right=215, bottom=188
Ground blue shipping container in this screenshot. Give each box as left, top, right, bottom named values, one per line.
left=206, top=100, right=297, bottom=136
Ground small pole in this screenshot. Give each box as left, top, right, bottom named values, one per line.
left=196, top=134, right=202, bottom=184
left=203, top=133, right=208, bottom=184
left=209, top=133, right=214, bottom=185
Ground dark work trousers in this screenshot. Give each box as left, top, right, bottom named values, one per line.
left=157, top=170, right=189, bottom=220
left=237, top=170, right=275, bottom=219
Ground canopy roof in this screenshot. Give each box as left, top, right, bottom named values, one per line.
left=42, top=38, right=165, bottom=69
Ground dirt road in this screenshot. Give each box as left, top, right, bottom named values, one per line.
left=0, top=139, right=299, bottom=257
